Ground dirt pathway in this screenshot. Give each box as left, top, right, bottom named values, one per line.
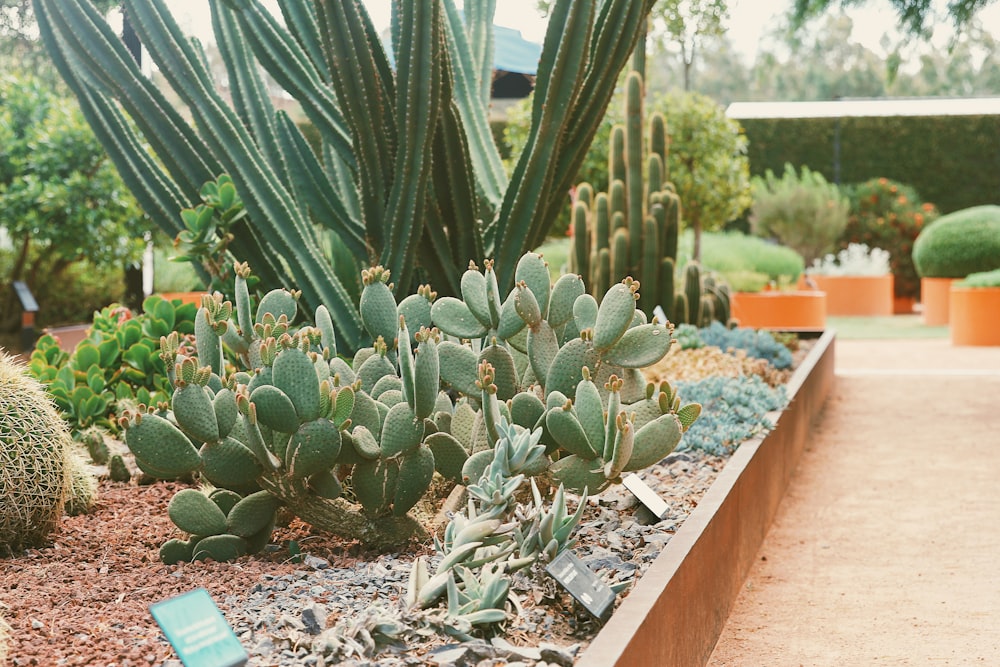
left=708, top=338, right=1000, bottom=666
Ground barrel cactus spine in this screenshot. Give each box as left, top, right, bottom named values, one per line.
left=0, top=353, right=74, bottom=551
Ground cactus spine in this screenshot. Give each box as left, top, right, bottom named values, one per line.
left=0, top=353, right=73, bottom=550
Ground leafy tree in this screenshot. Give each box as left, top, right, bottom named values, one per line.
left=791, top=0, right=997, bottom=35
left=0, top=74, right=148, bottom=331
left=537, top=0, right=730, bottom=90
left=753, top=13, right=887, bottom=101
left=0, top=0, right=118, bottom=84
left=654, top=0, right=729, bottom=91
left=672, top=10, right=1000, bottom=103
left=657, top=89, right=751, bottom=260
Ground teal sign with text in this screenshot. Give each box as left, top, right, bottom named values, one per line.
left=150, top=588, right=248, bottom=667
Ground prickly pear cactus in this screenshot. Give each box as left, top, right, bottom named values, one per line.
left=0, top=352, right=72, bottom=550
left=133, top=251, right=700, bottom=564
left=428, top=252, right=700, bottom=493
left=127, top=263, right=464, bottom=562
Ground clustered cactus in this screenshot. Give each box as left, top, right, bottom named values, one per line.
left=0, top=353, right=74, bottom=551
left=38, top=0, right=657, bottom=354
left=569, top=70, right=731, bottom=327
left=122, top=253, right=699, bottom=565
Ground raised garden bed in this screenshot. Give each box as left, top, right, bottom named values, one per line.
left=0, top=330, right=834, bottom=665
left=577, top=329, right=835, bottom=667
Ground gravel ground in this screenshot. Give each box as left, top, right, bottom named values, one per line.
left=0, top=449, right=724, bottom=667
left=2, top=341, right=810, bottom=666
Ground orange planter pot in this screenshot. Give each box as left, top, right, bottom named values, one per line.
left=730, top=291, right=827, bottom=331
left=921, top=277, right=956, bottom=326
left=949, top=286, right=1000, bottom=346
left=810, top=274, right=894, bottom=316
left=893, top=296, right=916, bottom=315
left=156, top=292, right=206, bottom=306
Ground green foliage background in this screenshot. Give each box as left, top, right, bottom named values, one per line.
left=739, top=115, right=1000, bottom=215
left=0, top=73, right=148, bottom=330
left=505, top=87, right=752, bottom=240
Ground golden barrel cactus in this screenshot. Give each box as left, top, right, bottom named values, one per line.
left=0, top=352, right=72, bottom=551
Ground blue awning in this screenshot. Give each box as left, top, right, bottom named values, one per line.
left=492, top=24, right=541, bottom=75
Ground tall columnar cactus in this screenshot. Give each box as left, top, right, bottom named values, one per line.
left=569, top=69, right=731, bottom=327
left=0, top=353, right=73, bottom=551
left=569, top=70, right=681, bottom=319
left=35, top=0, right=656, bottom=354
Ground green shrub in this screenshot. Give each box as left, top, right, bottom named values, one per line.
left=841, top=177, right=939, bottom=299
left=750, top=163, right=849, bottom=265
left=957, top=268, right=1000, bottom=288
left=912, top=205, right=1000, bottom=278
left=698, top=231, right=804, bottom=290
left=28, top=296, right=197, bottom=436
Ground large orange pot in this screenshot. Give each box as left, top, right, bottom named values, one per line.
left=920, top=277, right=956, bottom=326
left=949, top=286, right=1000, bottom=346
left=809, top=274, right=893, bottom=316
left=730, top=291, right=827, bottom=331
left=156, top=291, right=206, bottom=306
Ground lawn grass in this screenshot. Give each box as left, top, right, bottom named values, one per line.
left=826, top=314, right=948, bottom=339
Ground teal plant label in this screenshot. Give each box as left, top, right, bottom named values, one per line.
left=545, top=550, right=615, bottom=620
left=149, top=588, right=248, bottom=667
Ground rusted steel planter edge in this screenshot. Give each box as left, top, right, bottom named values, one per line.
left=577, top=329, right=837, bottom=667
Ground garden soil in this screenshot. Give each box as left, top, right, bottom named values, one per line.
left=708, top=338, right=1000, bottom=666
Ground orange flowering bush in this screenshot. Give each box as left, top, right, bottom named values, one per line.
left=841, top=178, right=940, bottom=300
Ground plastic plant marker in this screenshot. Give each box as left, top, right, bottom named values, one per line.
left=545, top=550, right=616, bottom=620
left=149, top=588, right=248, bottom=667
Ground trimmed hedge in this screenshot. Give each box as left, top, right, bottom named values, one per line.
left=912, top=205, right=1000, bottom=278
left=740, top=115, right=1000, bottom=215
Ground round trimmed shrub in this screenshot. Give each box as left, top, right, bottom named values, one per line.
left=957, top=268, right=1000, bottom=288
left=912, top=205, right=1000, bottom=278
left=0, top=352, right=72, bottom=551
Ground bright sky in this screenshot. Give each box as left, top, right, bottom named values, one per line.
left=161, top=0, right=1000, bottom=66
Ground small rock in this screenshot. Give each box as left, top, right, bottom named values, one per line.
left=427, top=645, right=467, bottom=665
left=491, top=636, right=541, bottom=661
left=280, top=613, right=306, bottom=631
left=30, top=618, right=44, bottom=630
left=302, top=603, right=327, bottom=635
left=539, top=643, right=576, bottom=667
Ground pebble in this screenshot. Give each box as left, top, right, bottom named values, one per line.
left=213, top=448, right=727, bottom=666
